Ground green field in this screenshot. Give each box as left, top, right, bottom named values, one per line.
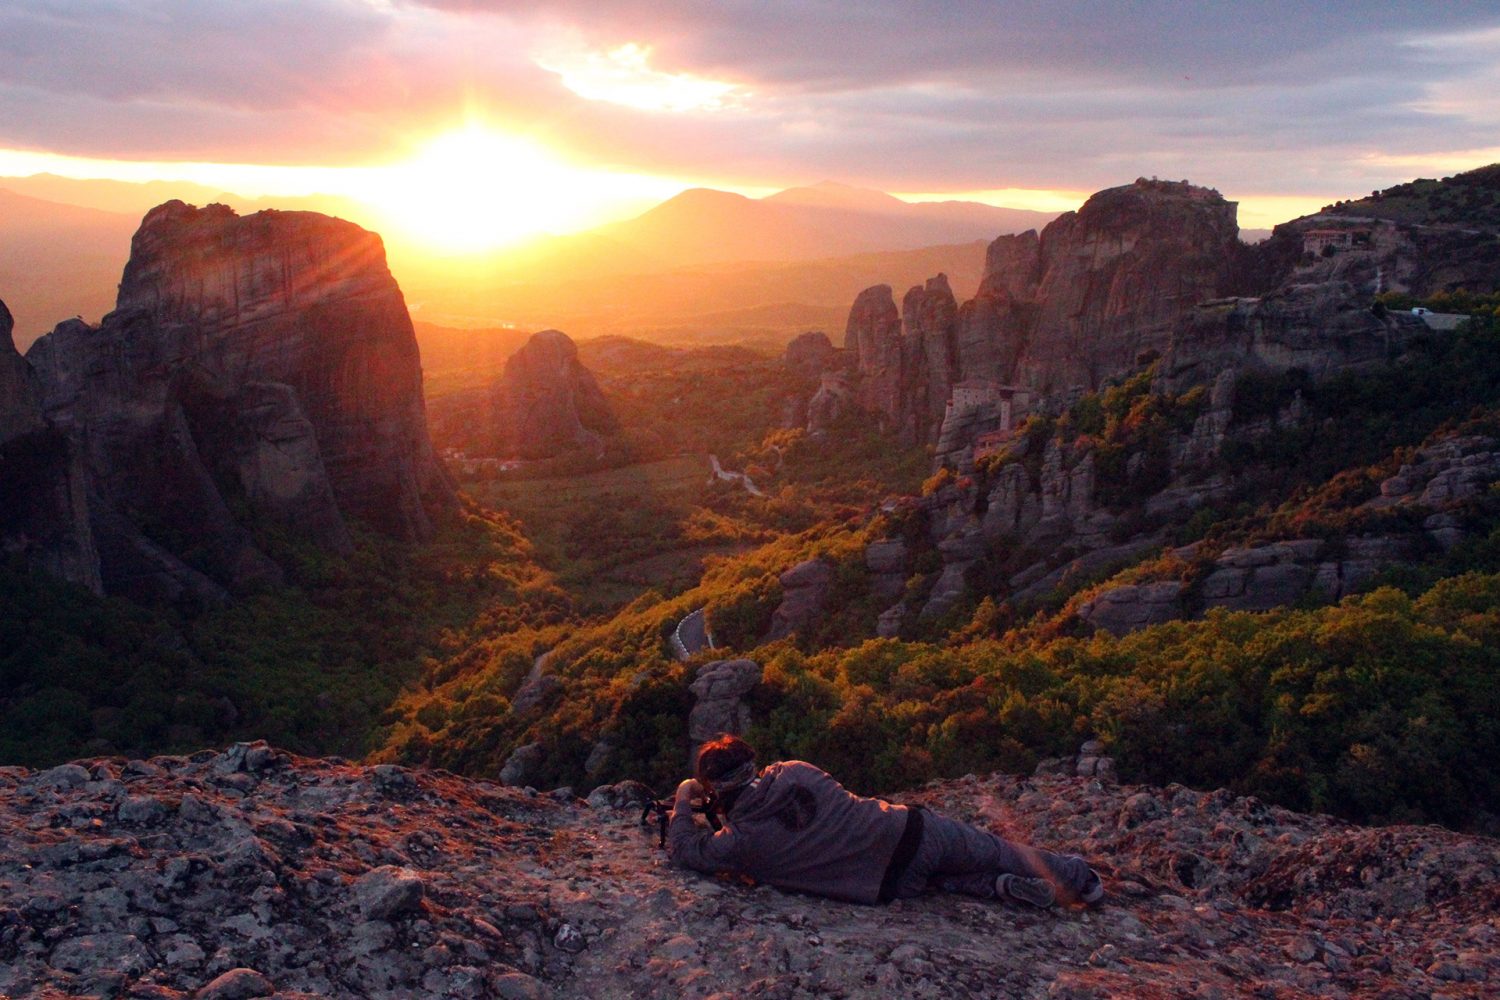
left=464, top=453, right=757, bottom=612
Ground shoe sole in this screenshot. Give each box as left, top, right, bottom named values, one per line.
left=998, top=874, right=1055, bottom=908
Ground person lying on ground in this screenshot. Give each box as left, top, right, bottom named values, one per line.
left=668, top=734, right=1103, bottom=908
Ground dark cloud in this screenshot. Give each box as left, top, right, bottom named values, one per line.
left=408, top=1, right=1500, bottom=90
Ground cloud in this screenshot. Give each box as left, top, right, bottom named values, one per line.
left=3, top=0, right=1500, bottom=207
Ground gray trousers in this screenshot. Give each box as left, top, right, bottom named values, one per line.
left=892, top=809, right=1093, bottom=900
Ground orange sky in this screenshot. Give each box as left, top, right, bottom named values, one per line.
left=4, top=3, right=1500, bottom=252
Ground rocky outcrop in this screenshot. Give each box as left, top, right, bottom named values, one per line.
left=904, top=275, right=961, bottom=440
left=805, top=370, right=854, bottom=436
left=783, top=330, right=838, bottom=379
left=500, top=742, right=546, bottom=788
left=1163, top=282, right=1426, bottom=391
left=686, top=658, right=762, bottom=747
left=1034, top=739, right=1119, bottom=784
left=865, top=538, right=908, bottom=603
left=765, top=558, right=836, bottom=641
left=1077, top=580, right=1186, bottom=635
left=841, top=179, right=1243, bottom=451
left=107, top=201, right=454, bottom=540
left=488, top=330, right=618, bottom=460
left=844, top=284, right=909, bottom=436
left=1013, top=179, right=1242, bottom=394
left=1075, top=433, right=1500, bottom=635
left=18, top=202, right=455, bottom=603
left=3, top=747, right=1497, bottom=999
left=0, top=299, right=100, bottom=592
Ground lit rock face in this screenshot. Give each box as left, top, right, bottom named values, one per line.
left=111, top=201, right=454, bottom=540
left=844, top=284, right=909, bottom=437
left=489, top=329, right=618, bottom=460
left=844, top=180, right=1241, bottom=446
left=1013, top=178, right=1242, bottom=394
left=21, top=202, right=454, bottom=603
left=0, top=299, right=100, bottom=592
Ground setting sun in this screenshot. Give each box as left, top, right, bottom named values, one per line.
left=365, top=125, right=570, bottom=253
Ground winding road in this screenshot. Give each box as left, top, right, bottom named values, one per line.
left=672, top=608, right=715, bottom=660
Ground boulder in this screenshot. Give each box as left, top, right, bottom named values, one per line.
left=499, top=743, right=545, bottom=788
left=1078, top=580, right=1185, bottom=636
left=687, top=659, right=762, bottom=746
left=783, top=330, right=837, bottom=378
left=352, top=866, right=425, bottom=920
left=765, top=559, right=836, bottom=641
left=196, top=968, right=274, bottom=1000
left=486, top=329, right=619, bottom=460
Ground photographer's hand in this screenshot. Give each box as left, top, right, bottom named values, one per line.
left=675, top=778, right=703, bottom=810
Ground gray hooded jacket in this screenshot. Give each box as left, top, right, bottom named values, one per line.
left=667, top=760, right=910, bottom=904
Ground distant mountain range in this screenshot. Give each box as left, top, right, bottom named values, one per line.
left=592, top=181, right=1056, bottom=267
left=0, top=174, right=1056, bottom=349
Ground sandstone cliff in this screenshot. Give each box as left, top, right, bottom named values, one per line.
left=16, top=202, right=455, bottom=603
left=486, top=329, right=619, bottom=460
left=2, top=745, right=1494, bottom=999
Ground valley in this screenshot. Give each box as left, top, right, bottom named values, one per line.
left=9, top=8, right=1500, bottom=997
left=5, top=167, right=1500, bottom=837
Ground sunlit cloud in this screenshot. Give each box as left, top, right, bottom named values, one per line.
left=535, top=41, right=744, bottom=113
left=1358, top=147, right=1500, bottom=178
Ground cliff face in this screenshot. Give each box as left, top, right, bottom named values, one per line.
left=1015, top=179, right=1241, bottom=392
left=18, top=202, right=455, bottom=604
left=488, top=329, right=619, bottom=460
left=1162, top=281, right=1426, bottom=390
left=842, top=179, right=1242, bottom=446
left=110, top=201, right=454, bottom=540
left=0, top=300, right=100, bottom=592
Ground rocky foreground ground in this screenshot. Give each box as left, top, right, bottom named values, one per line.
left=1, top=744, right=1497, bottom=999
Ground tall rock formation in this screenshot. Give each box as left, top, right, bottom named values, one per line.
left=0, top=299, right=100, bottom=592
left=904, top=275, right=961, bottom=440
left=489, top=329, right=618, bottom=460
left=1013, top=178, right=1241, bottom=393
left=107, top=201, right=454, bottom=539
left=841, top=179, right=1243, bottom=449
left=845, top=285, right=908, bottom=436
left=18, top=202, right=455, bottom=604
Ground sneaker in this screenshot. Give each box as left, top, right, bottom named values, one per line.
left=996, top=873, right=1055, bottom=908
left=1079, top=868, right=1104, bottom=905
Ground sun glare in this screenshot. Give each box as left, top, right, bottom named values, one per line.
left=363, top=126, right=576, bottom=253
